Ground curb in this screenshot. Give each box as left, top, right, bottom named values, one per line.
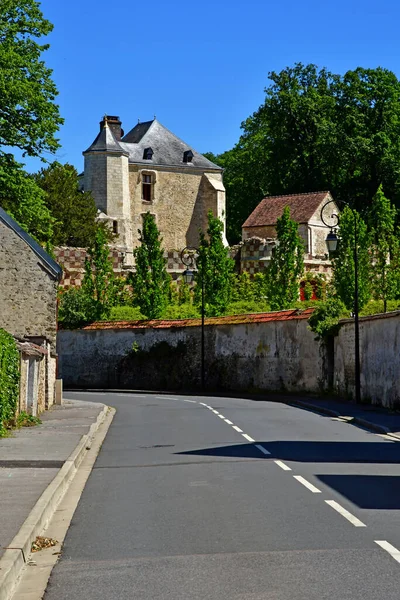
left=288, top=398, right=400, bottom=439
left=0, top=404, right=110, bottom=600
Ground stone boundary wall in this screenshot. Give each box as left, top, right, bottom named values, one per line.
left=334, top=310, right=400, bottom=408
left=57, top=312, right=328, bottom=393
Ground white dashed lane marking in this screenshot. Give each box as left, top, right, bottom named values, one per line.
left=232, top=425, right=243, bottom=433
left=293, top=476, right=322, bottom=494
left=255, top=444, right=271, bottom=456
left=375, top=541, right=400, bottom=564
left=275, top=460, right=291, bottom=471
left=242, top=433, right=255, bottom=442
left=325, top=500, right=366, bottom=527
left=224, top=419, right=233, bottom=425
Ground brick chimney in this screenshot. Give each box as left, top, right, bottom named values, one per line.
left=100, top=115, right=124, bottom=140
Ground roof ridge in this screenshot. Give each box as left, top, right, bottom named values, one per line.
left=263, top=191, right=330, bottom=200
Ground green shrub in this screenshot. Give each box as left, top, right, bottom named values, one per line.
left=108, top=306, right=146, bottom=321
left=0, top=329, right=20, bottom=436
left=308, top=298, right=347, bottom=340
left=163, top=303, right=201, bottom=320
left=58, top=287, right=98, bottom=329
left=225, top=300, right=271, bottom=315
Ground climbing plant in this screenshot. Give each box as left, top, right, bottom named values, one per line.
left=0, top=329, right=20, bottom=435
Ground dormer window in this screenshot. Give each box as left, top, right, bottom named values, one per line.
left=183, top=150, right=194, bottom=163
left=143, top=147, right=153, bottom=160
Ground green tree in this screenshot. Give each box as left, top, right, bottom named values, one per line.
left=265, top=206, right=304, bottom=310
left=369, top=185, right=399, bottom=312
left=131, top=213, right=170, bottom=319
left=195, top=211, right=234, bottom=316
left=0, top=0, right=62, bottom=159
left=0, top=155, right=53, bottom=243
left=82, top=227, right=117, bottom=321
left=33, top=162, right=99, bottom=247
left=214, top=64, right=400, bottom=242
left=332, top=207, right=371, bottom=312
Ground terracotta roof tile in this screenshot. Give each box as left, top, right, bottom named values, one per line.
left=242, top=192, right=331, bottom=228
left=83, top=308, right=315, bottom=331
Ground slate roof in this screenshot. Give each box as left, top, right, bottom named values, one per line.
left=83, top=121, right=129, bottom=156
left=0, top=207, right=62, bottom=280
left=242, top=192, right=331, bottom=228
left=85, top=118, right=221, bottom=170
left=83, top=308, right=315, bottom=330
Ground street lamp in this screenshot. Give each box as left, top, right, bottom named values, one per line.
left=181, top=247, right=205, bottom=390
left=320, top=200, right=361, bottom=404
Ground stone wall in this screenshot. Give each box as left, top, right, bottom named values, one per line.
left=0, top=221, right=59, bottom=350
left=334, top=311, right=400, bottom=408
left=57, top=310, right=328, bottom=393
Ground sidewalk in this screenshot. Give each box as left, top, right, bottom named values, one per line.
left=0, top=399, right=106, bottom=561
left=287, top=396, right=400, bottom=438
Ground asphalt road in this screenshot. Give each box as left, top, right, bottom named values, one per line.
left=44, top=392, right=400, bottom=599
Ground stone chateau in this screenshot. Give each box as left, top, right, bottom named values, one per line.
left=82, top=115, right=227, bottom=263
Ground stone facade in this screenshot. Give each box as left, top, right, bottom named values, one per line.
left=0, top=208, right=62, bottom=412
left=83, top=116, right=227, bottom=258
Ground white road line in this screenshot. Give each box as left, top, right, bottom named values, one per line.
left=212, top=410, right=219, bottom=415
left=156, top=396, right=196, bottom=403
left=255, top=444, right=271, bottom=456
left=199, top=402, right=208, bottom=407
left=224, top=419, right=233, bottom=425
left=325, top=500, right=366, bottom=527
left=375, top=541, right=400, bottom=564
left=242, top=433, right=255, bottom=442
left=218, top=414, right=225, bottom=419
left=275, top=460, right=291, bottom=471
left=232, top=425, right=243, bottom=433
left=294, top=476, right=322, bottom=494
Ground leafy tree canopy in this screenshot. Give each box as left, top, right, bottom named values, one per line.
left=0, top=0, right=62, bottom=158
left=214, top=63, right=400, bottom=243
left=33, top=162, right=99, bottom=247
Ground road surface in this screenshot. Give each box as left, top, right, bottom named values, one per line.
left=44, top=392, right=400, bottom=599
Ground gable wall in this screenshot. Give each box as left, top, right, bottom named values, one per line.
left=0, top=221, right=58, bottom=350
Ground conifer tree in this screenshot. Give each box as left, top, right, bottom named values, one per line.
left=131, top=213, right=170, bottom=319
left=82, top=227, right=116, bottom=320
left=265, top=206, right=304, bottom=310
left=369, top=186, right=399, bottom=312
left=195, top=212, right=234, bottom=316
left=332, top=207, right=371, bottom=311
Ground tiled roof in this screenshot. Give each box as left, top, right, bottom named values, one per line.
left=242, top=192, right=331, bottom=228
left=83, top=121, right=129, bottom=156
left=83, top=308, right=315, bottom=330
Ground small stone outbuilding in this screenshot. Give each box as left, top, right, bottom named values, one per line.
left=0, top=207, right=62, bottom=412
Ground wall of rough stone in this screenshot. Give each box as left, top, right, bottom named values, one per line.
left=0, top=221, right=58, bottom=350
left=334, top=311, right=400, bottom=408
left=57, top=316, right=327, bottom=393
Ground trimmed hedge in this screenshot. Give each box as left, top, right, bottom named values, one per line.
left=0, top=329, right=20, bottom=435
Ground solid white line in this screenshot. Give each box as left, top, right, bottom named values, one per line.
left=275, top=460, right=291, bottom=471
left=156, top=396, right=196, bottom=403
left=255, top=444, right=271, bottom=456
left=375, top=541, right=400, bottom=564
left=218, top=414, right=225, bottom=419
left=294, top=476, right=322, bottom=494
left=325, top=500, right=366, bottom=527
left=242, top=433, right=255, bottom=442
left=232, top=425, right=243, bottom=433
left=224, top=419, right=233, bottom=425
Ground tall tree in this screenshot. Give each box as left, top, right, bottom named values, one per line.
left=131, top=213, right=170, bottom=319
left=82, top=227, right=116, bottom=321
left=0, top=0, right=62, bottom=158
left=265, top=206, right=304, bottom=311
left=33, top=162, right=99, bottom=247
left=369, top=185, right=399, bottom=312
left=332, top=207, right=371, bottom=312
left=195, top=211, right=234, bottom=316
left=0, top=154, right=53, bottom=243
left=215, top=64, right=400, bottom=242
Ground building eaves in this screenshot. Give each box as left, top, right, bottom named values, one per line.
left=0, top=207, right=62, bottom=280
left=243, top=192, right=331, bottom=228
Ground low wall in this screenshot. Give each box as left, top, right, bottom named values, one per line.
left=334, top=311, right=400, bottom=408
left=57, top=311, right=328, bottom=394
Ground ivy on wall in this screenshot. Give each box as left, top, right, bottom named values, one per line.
left=0, top=329, right=20, bottom=435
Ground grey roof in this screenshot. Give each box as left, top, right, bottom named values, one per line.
left=0, top=207, right=62, bottom=280
left=117, top=119, right=222, bottom=170
left=83, top=121, right=129, bottom=156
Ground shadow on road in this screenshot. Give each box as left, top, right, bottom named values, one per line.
left=316, top=474, right=400, bottom=509
left=176, top=441, right=400, bottom=463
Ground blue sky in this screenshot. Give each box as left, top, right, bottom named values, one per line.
left=24, top=0, right=400, bottom=172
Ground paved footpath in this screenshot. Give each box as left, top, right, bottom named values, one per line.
left=0, top=399, right=105, bottom=561
left=42, top=391, right=400, bottom=600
